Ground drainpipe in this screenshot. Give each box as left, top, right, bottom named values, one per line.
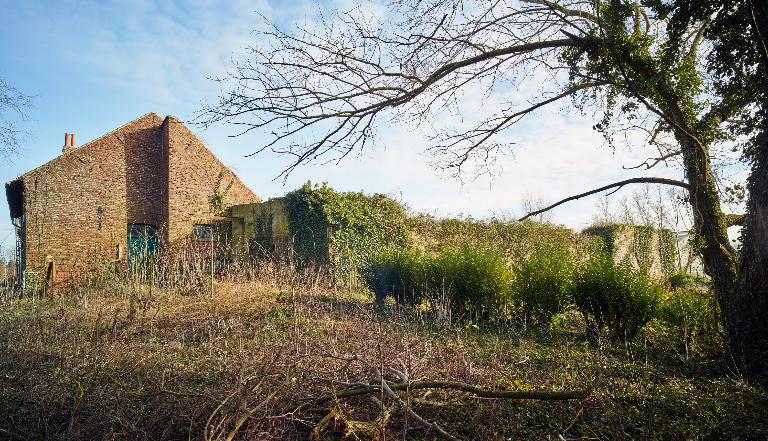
left=11, top=216, right=25, bottom=290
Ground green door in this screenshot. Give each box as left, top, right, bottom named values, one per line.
left=127, top=224, right=158, bottom=279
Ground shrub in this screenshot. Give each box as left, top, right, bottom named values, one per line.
left=363, top=244, right=514, bottom=320
left=363, top=247, right=430, bottom=305
left=668, top=272, right=710, bottom=290
left=658, top=289, right=719, bottom=354
left=573, top=255, right=663, bottom=342
left=432, top=244, right=513, bottom=320
left=511, top=246, right=574, bottom=325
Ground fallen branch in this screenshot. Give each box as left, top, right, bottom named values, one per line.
left=298, top=379, right=593, bottom=411
left=380, top=377, right=457, bottom=440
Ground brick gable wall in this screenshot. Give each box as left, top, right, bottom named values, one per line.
left=164, top=116, right=259, bottom=245
left=14, top=112, right=258, bottom=285
left=20, top=114, right=161, bottom=283
left=124, top=118, right=166, bottom=227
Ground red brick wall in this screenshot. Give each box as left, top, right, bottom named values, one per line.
left=16, top=113, right=258, bottom=284
left=164, top=116, right=260, bottom=245
left=21, top=114, right=164, bottom=283
left=125, top=117, right=166, bottom=227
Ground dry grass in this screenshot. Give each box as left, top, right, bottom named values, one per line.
left=0, top=268, right=766, bottom=440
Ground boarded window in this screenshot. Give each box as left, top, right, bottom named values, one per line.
left=193, top=224, right=214, bottom=241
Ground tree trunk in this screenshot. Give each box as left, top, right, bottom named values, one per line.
left=734, top=129, right=768, bottom=376
left=675, top=133, right=740, bottom=351
left=616, top=46, right=741, bottom=327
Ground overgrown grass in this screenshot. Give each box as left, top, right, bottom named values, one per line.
left=0, top=268, right=766, bottom=440
left=364, top=244, right=513, bottom=320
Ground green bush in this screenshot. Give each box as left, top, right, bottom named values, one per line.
left=363, top=244, right=513, bottom=320
left=363, top=247, right=430, bottom=305
left=511, top=246, right=574, bottom=325
left=433, top=245, right=513, bottom=320
left=658, top=289, right=718, bottom=352
left=668, top=272, right=710, bottom=290
left=573, top=255, right=663, bottom=342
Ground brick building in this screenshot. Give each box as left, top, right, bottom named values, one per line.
left=5, top=112, right=260, bottom=287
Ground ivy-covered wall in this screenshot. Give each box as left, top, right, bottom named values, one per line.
left=406, top=214, right=597, bottom=265
left=231, top=184, right=690, bottom=283
left=284, top=182, right=410, bottom=282
left=232, top=182, right=410, bottom=282
left=582, top=224, right=680, bottom=278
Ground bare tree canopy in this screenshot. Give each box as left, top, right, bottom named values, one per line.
left=200, top=2, right=642, bottom=176
left=0, top=78, right=32, bottom=159
left=202, top=0, right=746, bottom=179
left=202, top=0, right=768, bottom=377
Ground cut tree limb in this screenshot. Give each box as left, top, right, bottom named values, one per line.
left=298, top=380, right=593, bottom=412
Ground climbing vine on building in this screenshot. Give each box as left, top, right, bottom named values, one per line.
left=658, top=229, right=678, bottom=278
left=209, top=172, right=234, bottom=215
left=283, top=182, right=410, bottom=282
left=583, top=224, right=679, bottom=278
left=632, top=226, right=655, bottom=274
left=253, top=210, right=274, bottom=259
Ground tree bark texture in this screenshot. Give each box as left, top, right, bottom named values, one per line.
left=734, top=129, right=768, bottom=376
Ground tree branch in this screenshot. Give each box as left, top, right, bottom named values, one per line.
left=297, top=379, right=592, bottom=412
left=518, top=177, right=691, bottom=221
left=725, top=213, right=746, bottom=227
left=521, top=0, right=598, bottom=22
left=623, top=149, right=682, bottom=170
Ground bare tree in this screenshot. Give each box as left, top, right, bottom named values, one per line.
left=202, top=0, right=764, bottom=374
left=0, top=78, right=32, bottom=159
left=520, top=194, right=553, bottom=223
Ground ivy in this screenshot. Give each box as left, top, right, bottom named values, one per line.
left=583, top=223, right=680, bottom=278
left=407, top=215, right=594, bottom=265
left=659, top=229, right=678, bottom=278
left=253, top=210, right=274, bottom=259
left=633, top=226, right=655, bottom=274
left=209, top=172, right=234, bottom=215
left=283, top=182, right=410, bottom=283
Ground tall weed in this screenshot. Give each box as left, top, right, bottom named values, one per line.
left=363, top=248, right=429, bottom=305
left=363, top=244, right=513, bottom=320
left=433, top=245, right=513, bottom=320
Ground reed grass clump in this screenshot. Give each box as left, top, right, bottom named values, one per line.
left=363, top=244, right=513, bottom=320
left=363, top=247, right=430, bottom=305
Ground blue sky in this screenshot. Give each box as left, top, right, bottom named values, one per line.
left=0, top=0, right=735, bottom=253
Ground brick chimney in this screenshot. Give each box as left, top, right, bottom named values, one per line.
left=62, top=132, right=77, bottom=153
